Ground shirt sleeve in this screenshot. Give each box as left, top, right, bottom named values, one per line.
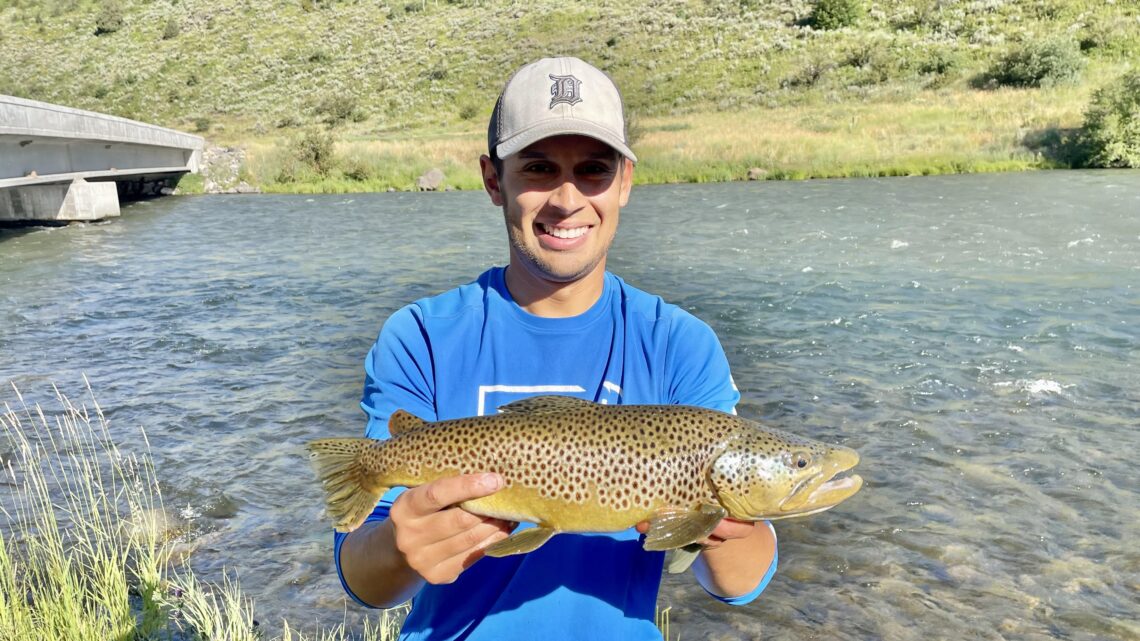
left=333, top=304, right=435, bottom=607
left=360, top=304, right=438, bottom=438
left=664, top=310, right=777, bottom=606
left=663, top=310, right=740, bottom=413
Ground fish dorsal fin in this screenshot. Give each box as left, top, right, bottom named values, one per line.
left=388, top=409, right=426, bottom=435
left=497, top=395, right=595, bottom=415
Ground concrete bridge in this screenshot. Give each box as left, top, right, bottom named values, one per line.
left=1, top=95, right=203, bottom=223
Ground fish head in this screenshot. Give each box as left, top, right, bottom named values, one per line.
left=709, top=424, right=862, bottom=521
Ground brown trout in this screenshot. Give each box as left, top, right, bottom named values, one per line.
left=307, top=395, right=862, bottom=563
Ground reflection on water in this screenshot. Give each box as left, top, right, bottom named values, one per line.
left=2, top=171, right=1138, bottom=640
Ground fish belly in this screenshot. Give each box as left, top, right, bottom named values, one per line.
left=460, top=485, right=657, bottom=532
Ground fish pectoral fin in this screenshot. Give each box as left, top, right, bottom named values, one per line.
left=664, top=543, right=703, bottom=574
left=642, top=502, right=727, bottom=552
left=483, top=526, right=558, bottom=557
left=496, top=395, right=594, bottom=415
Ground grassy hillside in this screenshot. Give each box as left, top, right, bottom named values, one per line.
left=1, top=0, right=1137, bottom=190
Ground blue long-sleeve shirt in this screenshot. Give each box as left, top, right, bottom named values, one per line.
left=335, top=267, right=777, bottom=640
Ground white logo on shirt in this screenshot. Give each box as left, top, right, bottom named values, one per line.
left=476, top=381, right=624, bottom=414
left=477, top=384, right=586, bottom=416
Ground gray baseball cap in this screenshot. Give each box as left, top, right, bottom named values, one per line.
left=488, top=57, right=637, bottom=163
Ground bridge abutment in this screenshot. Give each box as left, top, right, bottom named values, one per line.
left=0, top=178, right=120, bottom=223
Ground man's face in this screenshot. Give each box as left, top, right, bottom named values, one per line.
left=482, top=134, right=634, bottom=286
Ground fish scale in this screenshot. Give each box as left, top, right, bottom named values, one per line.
left=308, top=395, right=862, bottom=565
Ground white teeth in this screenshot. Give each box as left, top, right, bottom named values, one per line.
left=542, top=224, right=589, bottom=239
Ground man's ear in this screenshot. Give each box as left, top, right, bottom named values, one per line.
left=618, top=157, right=634, bottom=208
left=480, top=155, right=504, bottom=206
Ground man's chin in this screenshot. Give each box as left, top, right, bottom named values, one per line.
left=534, top=259, right=605, bottom=284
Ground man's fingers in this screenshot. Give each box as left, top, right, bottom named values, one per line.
left=632, top=517, right=755, bottom=550
left=403, top=473, right=503, bottom=516
left=429, top=516, right=515, bottom=559
left=633, top=518, right=750, bottom=541
left=417, top=521, right=512, bottom=584
left=709, top=518, right=755, bottom=541
left=694, top=518, right=757, bottom=549
left=386, top=475, right=511, bottom=584
left=459, top=527, right=512, bottom=569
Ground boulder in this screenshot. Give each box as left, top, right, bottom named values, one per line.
left=747, top=167, right=768, bottom=181
left=416, top=168, right=445, bottom=191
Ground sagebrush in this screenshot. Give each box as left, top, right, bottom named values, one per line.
left=1079, top=71, right=1140, bottom=168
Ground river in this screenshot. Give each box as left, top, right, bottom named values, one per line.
left=1, top=170, right=1138, bottom=640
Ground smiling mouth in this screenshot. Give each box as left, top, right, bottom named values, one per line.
left=539, top=223, right=590, bottom=240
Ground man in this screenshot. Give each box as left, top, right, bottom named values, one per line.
left=334, top=56, right=778, bottom=640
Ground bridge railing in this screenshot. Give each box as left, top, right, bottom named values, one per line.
left=0, top=94, right=203, bottom=171
left=0, top=95, right=205, bottom=222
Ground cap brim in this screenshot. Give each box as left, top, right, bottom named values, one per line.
left=495, top=118, right=637, bottom=163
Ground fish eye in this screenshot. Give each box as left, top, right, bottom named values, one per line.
left=791, top=452, right=811, bottom=469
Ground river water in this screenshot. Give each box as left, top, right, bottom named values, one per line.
left=1, top=171, right=1138, bottom=640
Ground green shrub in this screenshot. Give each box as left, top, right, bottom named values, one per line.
left=276, top=114, right=302, bottom=129
left=809, top=0, right=863, bottom=30
left=913, top=46, right=961, bottom=76
left=341, top=157, right=374, bottom=181
left=982, top=37, right=1085, bottom=88
left=1079, top=71, right=1140, bottom=168
left=314, top=94, right=361, bottom=126
left=274, top=157, right=301, bottom=183
left=161, top=17, right=180, bottom=40
left=295, top=129, right=337, bottom=176
left=840, top=41, right=902, bottom=86
left=783, top=56, right=836, bottom=89
left=307, top=49, right=332, bottom=64
left=94, top=1, right=124, bottom=35
left=624, top=109, right=644, bottom=148
left=1077, top=15, right=1140, bottom=59
left=458, top=100, right=480, bottom=121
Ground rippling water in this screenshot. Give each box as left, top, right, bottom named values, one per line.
left=2, top=171, right=1138, bottom=640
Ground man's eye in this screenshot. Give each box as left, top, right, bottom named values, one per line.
left=523, top=163, right=554, bottom=173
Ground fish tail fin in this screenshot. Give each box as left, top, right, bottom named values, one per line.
left=306, top=438, right=390, bottom=533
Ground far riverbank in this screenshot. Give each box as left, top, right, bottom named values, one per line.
left=189, top=80, right=1101, bottom=195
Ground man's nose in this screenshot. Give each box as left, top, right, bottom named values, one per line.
left=547, top=177, right=584, bottom=214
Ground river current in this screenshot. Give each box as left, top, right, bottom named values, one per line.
left=2, top=171, right=1138, bottom=640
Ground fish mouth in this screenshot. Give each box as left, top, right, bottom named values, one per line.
left=776, top=447, right=863, bottom=517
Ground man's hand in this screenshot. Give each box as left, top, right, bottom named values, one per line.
left=389, top=473, right=514, bottom=585
left=695, top=517, right=757, bottom=550
left=635, top=516, right=773, bottom=598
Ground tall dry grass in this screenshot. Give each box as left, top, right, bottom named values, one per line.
left=632, top=82, right=1094, bottom=182
left=0, top=383, right=403, bottom=641
left=236, top=79, right=1100, bottom=194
